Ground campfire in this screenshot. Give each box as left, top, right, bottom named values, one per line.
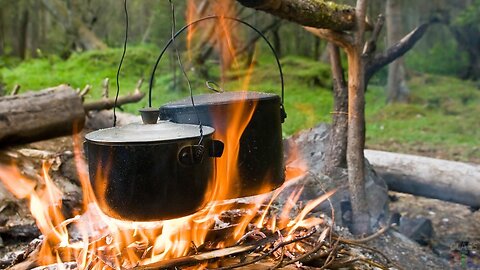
left=0, top=95, right=339, bottom=269
left=0, top=135, right=398, bottom=270
left=0, top=2, right=402, bottom=270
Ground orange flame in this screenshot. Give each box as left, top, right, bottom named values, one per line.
left=0, top=138, right=335, bottom=269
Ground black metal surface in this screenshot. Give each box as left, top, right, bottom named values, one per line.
left=84, top=122, right=222, bottom=221
left=139, top=107, right=160, bottom=124
left=159, top=91, right=285, bottom=198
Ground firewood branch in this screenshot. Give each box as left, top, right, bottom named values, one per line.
left=236, top=0, right=356, bottom=31
left=83, top=79, right=145, bottom=112
left=365, top=21, right=434, bottom=83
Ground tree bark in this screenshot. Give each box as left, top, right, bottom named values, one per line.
left=386, top=0, right=409, bottom=103
left=449, top=25, right=480, bottom=80
left=324, top=43, right=348, bottom=175
left=18, top=9, right=29, bottom=59
left=364, top=150, right=480, bottom=208
left=345, top=0, right=370, bottom=235
left=237, top=0, right=356, bottom=31
left=0, top=85, right=85, bottom=146
left=0, top=6, right=4, bottom=56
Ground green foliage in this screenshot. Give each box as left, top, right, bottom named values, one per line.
left=405, top=39, right=469, bottom=76
left=454, top=0, right=480, bottom=29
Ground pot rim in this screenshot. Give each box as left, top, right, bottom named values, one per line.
left=85, top=121, right=214, bottom=144
left=161, top=91, right=281, bottom=108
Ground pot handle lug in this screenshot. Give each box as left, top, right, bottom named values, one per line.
left=179, top=145, right=205, bottom=166
left=209, top=140, right=224, bottom=158
left=83, top=141, right=88, bottom=160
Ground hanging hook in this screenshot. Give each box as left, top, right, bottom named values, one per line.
left=205, top=81, right=225, bottom=93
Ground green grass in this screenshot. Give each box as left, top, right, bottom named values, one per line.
left=2, top=46, right=478, bottom=162
left=365, top=75, right=480, bottom=162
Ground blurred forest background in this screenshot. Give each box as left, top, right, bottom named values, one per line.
left=0, top=0, right=479, bottom=162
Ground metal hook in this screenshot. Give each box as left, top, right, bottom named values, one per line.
left=205, top=81, right=224, bottom=93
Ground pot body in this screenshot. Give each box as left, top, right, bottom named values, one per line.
left=159, top=91, right=285, bottom=198
left=84, top=122, right=219, bottom=221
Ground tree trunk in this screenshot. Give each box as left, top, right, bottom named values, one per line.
left=0, top=7, right=4, bottom=56
left=450, top=26, right=480, bottom=80
left=18, top=9, right=29, bottom=59
left=0, top=85, right=85, bottom=146
left=272, top=26, right=281, bottom=58
left=346, top=46, right=370, bottom=235
left=40, top=0, right=107, bottom=51
left=323, top=44, right=348, bottom=175
left=28, top=1, right=41, bottom=58
left=345, top=0, right=370, bottom=235
left=386, top=0, right=409, bottom=103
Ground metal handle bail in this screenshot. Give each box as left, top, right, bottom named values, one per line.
left=148, top=15, right=286, bottom=120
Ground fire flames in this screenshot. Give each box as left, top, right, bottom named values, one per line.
left=0, top=2, right=336, bottom=269
left=0, top=139, right=334, bottom=269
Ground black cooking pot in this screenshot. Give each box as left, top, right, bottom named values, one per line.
left=150, top=16, right=287, bottom=198
left=159, top=91, right=285, bottom=198
left=84, top=120, right=224, bottom=221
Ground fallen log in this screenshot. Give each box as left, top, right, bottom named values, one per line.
left=0, top=85, right=85, bottom=146
left=0, top=82, right=145, bottom=146
left=364, top=150, right=480, bottom=208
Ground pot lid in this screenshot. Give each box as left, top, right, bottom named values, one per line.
left=85, top=121, right=214, bottom=144
left=161, top=91, right=280, bottom=108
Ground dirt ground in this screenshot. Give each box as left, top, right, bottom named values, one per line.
left=369, top=142, right=480, bottom=269
left=389, top=192, right=480, bottom=268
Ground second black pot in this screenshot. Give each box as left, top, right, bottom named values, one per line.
left=159, top=91, right=285, bottom=198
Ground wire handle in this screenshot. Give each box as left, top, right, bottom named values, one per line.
left=148, top=15, right=286, bottom=121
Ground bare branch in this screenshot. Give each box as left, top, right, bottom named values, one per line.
left=79, top=84, right=91, bottom=99
left=10, top=85, right=21, bottom=96
left=362, top=14, right=385, bottom=57
left=366, top=22, right=433, bottom=83
left=83, top=89, right=144, bottom=112
left=102, top=78, right=109, bottom=98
